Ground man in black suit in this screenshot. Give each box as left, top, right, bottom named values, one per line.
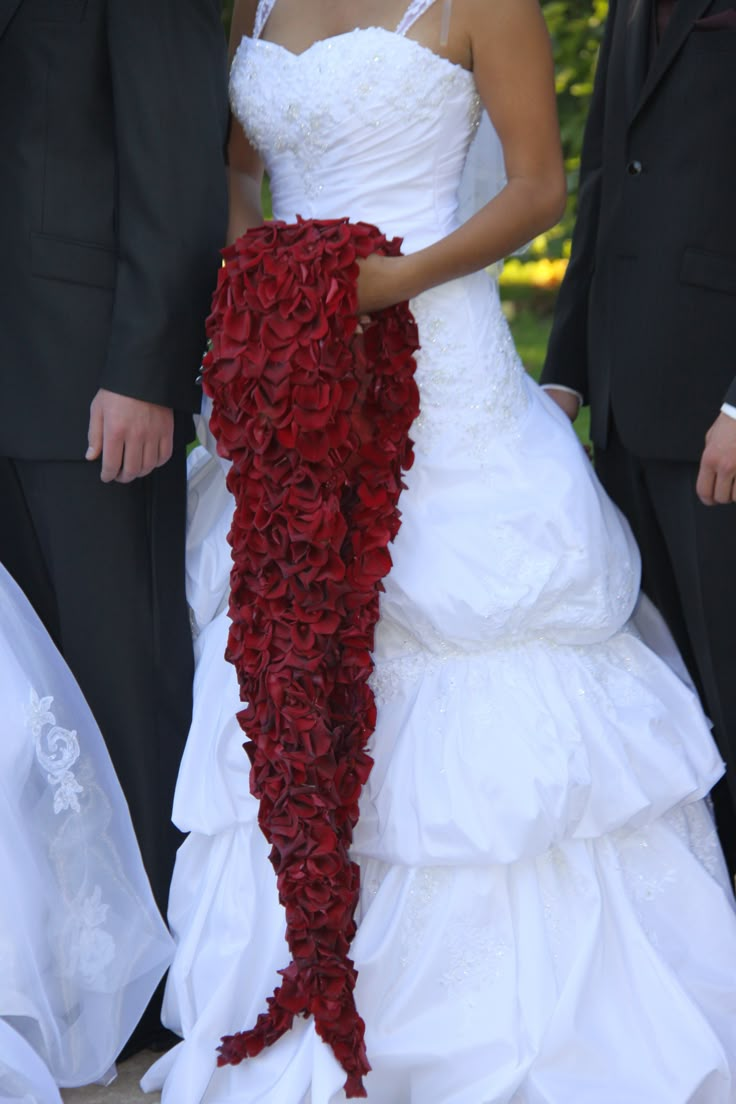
left=542, top=0, right=736, bottom=866
left=0, top=0, right=229, bottom=1039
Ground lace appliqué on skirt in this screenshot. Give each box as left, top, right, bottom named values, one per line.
left=26, top=686, right=117, bottom=987
left=27, top=688, right=82, bottom=814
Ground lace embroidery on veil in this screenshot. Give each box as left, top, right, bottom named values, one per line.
left=27, top=688, right=83, bottom=814
left=25, top=685, right=117, bottom=985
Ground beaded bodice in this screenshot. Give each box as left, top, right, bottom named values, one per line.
left=229, top=2, right=481, bottom=252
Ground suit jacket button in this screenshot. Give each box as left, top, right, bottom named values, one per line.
left=627, top=159, right=643, bottom=176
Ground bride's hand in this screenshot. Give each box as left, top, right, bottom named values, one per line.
left=356, top=253, right=412, bottom=313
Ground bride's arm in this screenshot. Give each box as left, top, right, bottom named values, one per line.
left=358, top=0, right=566, bottom=310
left=226, top=0, right=265, bottom=245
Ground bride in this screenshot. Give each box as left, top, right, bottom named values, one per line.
left=145, top=0, right=736, bottom=1101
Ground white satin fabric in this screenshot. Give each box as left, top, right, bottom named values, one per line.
left=145, top=12, right=736, bottom=1104
left=0, top=565, right=173, bottom=1100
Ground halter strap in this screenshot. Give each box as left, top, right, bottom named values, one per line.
left=396, top=0, right=447, bottom=36
left=252, top=0, right=277, bottom=40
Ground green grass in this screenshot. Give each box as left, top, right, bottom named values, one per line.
left=504, top=295, right=591, bottom=449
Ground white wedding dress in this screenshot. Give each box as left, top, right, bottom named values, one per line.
left=145, top=1, right=736, bottom=1101
left=0, top=564, right=173, bottom=1103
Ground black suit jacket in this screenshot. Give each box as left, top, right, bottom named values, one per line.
left=542, top=0, right=736, bottom=461
left=0, top=0, right=229, bottom=459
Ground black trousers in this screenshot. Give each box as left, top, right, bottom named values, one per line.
left=596, top=424, right=736, bottom=871
left=0, top=452, right=193, bottom=916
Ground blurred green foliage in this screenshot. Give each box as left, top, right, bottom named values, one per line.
left=543, top=0, right=608, bottom=255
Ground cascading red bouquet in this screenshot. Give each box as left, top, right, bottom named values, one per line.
left=201, top=217, right=419, bottom=1098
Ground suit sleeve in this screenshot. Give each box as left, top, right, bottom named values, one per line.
left=540, top=0, right=618, bottom=401
left=101, top=0, right=229, bottom=412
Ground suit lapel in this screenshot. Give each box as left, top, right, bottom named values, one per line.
left=632, top=0, right=714, bottom=120
left=0, top=0, right=22, bottom=40
left=624, top=0, right=652, bottom=120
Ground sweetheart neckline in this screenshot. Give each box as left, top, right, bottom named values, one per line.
left=244, top=26, right=474, bottom=82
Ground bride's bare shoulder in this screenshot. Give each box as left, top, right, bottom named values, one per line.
left=229, top=0, right=261, bottom=54
left=462, top=0, right=553, bottom=69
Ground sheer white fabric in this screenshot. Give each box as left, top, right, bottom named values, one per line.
left=457, top=108, right=507, bottom=224
left=396, top=0, right=445, bottom=34
left=145, top=14, right=736, bottom=1104
left=0, top=1021, right=62, bottom=1104
left=0, top=565, right=173, bottom=1098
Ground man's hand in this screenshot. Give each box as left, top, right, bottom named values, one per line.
left=543, top=387, right=581, bottom=422
left=696, top=411, right=736, bottom=506
left=86, top=389, right=174, bottom=484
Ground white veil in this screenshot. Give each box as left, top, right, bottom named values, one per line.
left=457, top=109, right=508, bottom=225
left=0, top=566, right=173, bottom=1097
left=438, top=0, right=509, bottom=224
